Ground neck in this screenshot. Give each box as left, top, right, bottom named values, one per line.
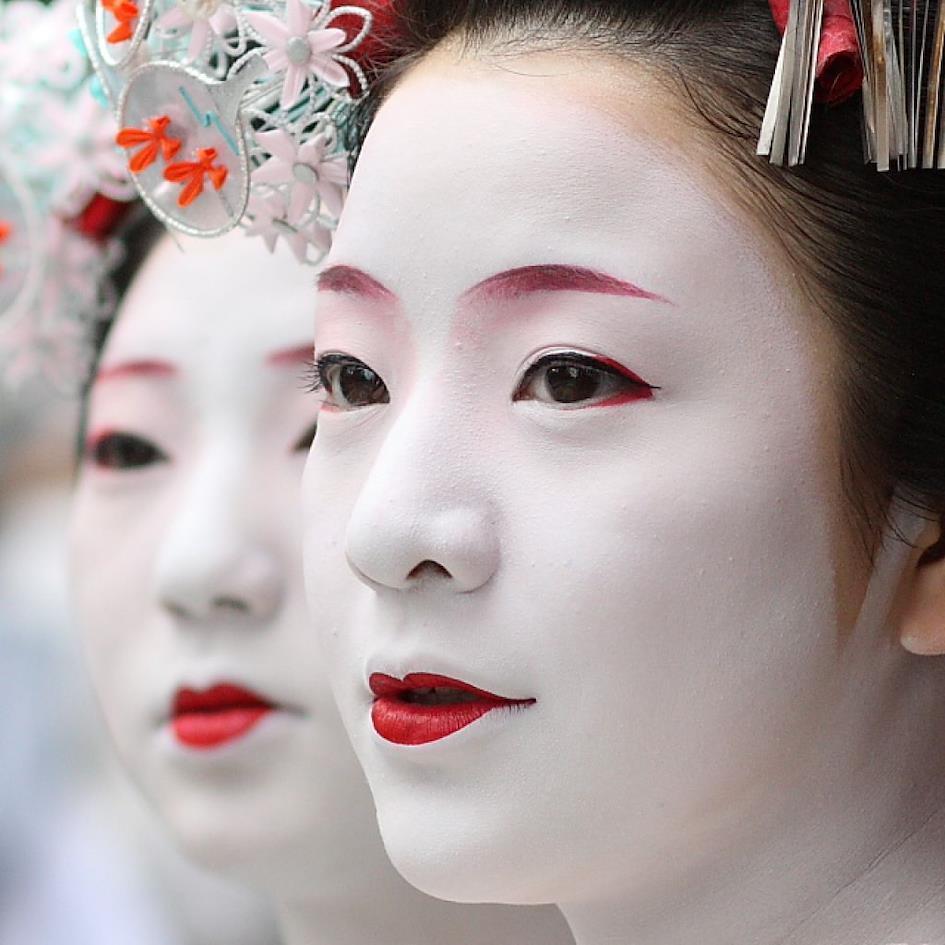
left=560, top=511, right=945, bottom=945
left=560, top=653, right=945, bottom=945
left=276, top=873, right=455, bottom=945
left=274, top=842, right=571, bottom=945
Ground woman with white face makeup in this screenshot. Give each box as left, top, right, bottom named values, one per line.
left=301, top=2, right=945, bottom=944
left=69, top=220, right=573, bottom=945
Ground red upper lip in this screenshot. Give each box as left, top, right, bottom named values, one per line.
left=369, top=672, right=532, bottom=704
left=172, top=683, right=275, bottom=717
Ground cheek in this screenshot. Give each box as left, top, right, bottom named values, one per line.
left=301, top=443, right=376, bottom=695
left=302, top=450, right=348, bottom=602
left=514, top=384, right=836, bottom=629
left=70, top=480, right=165, bottom=675
left=500, top=395, right=842, bottom=786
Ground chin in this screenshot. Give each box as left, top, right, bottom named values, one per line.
left=372, top=782, right=556, bottom=906
left=130, top=757, right=308, bottom=889
left=159, top=788, right=283, bottom=882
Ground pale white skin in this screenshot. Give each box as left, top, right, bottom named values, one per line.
left=69, top=229, right=573, bottom=945
left=303, top=46, right=945, bottom=945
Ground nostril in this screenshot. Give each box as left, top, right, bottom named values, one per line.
left=407, top=560, right=452, bottom=582
left=212, top=596, right=251, bottom=614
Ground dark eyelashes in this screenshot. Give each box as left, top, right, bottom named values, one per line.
left=301, top=353, right=356, bottom=395
left=301, top=357, right=323, bottom=394
left=524, top=352, right=659, bottom=389
left=528, top=352, right=606, bottom=375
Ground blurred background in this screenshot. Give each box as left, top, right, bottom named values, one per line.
left=0, top=374, right=281, bottom=944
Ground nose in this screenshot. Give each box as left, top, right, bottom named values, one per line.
left=154, top=456, right=285, bottom=623
left=344, top=407, right=500, bottom=594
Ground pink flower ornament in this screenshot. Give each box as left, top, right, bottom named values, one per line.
left=246, top=0, right=355, bottom=109
left=155, top=0, right=238, bottom=64
left=253, top=127, right=347, bottom=223
left=33, top=92, right=134, bottom=215
left=243, top=190, right=332, bottom=263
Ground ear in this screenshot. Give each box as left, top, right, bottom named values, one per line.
left=897, top=514, right=945, bottom=656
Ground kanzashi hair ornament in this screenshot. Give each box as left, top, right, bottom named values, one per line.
left=0, top=0, right=137, bottom=390
left=78, top=0, right=391, bottom=255
left=759, top=0, right=945, bottom=169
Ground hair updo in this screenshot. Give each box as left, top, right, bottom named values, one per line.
left=348, top=0, right=945, bottom=560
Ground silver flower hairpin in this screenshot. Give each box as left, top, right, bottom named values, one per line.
left=79, top=0, right=382, bottom=257
left=0, top=0, right=136, bottom=389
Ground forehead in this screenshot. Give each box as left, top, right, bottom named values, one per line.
left=331, top=49, right=771, bottom=306
left=102, top=229, right=316, bottom=370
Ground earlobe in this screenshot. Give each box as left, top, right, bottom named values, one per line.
left=897, top=515, right=945, bottom=656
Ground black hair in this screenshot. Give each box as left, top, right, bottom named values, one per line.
left=348, top=0, right=945, bottom=560
left=82, top=206, right=167, bottom=388
left=77, top=206, right=167, bottom=453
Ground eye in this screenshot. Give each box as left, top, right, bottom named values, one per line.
left=514, top=351, right=657, bottom=409
left=315, top=353, right=389, bottom=411
left=292, top=419, right=318, bottom=452
left=87, top=431, right=169, bottom=470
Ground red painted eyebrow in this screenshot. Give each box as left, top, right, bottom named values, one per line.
left=317, top=265, right=395, bottom=301
left=462, top=265, right=669, bottom=304
left=95, top=359, right=177, bottom=383
left=267, top=343, right=314, bottom=366
left=315, top=263, right=669, bottom=306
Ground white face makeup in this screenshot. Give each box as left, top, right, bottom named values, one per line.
left=69, top=230, right=354, bottom=893
left=70, top=225, right=577, bottom=945
left=301, top=50, right=883, bottom=908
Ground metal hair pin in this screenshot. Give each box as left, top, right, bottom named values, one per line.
left=759, top=0, right=945, bottom=170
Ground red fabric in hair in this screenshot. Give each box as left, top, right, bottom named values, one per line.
left=768, top=0, right=864, bottom=104
left=73, top=194, right=132, bottom=242
left=331, top=0, right=399, bottom=93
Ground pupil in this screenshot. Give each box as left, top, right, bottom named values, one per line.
left=546, top=364, right=601, bottom=403
left=340, top=364, right=382, bottom=405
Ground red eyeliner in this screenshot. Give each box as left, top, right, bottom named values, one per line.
left=593, top=355, right=655, bottom=407
left=369, top=673, right=535, bottom=746
left=595, top=355, right=650, bottom=386
left=595, top=388, right=652, bottom=407
left=85, top=428, right=115, bottom=456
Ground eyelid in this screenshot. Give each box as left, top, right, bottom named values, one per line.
left=520, top=349, right=657, bottom=389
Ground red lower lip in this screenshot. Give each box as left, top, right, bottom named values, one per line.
left=369, top=673, right=534, bottom=746
left=171, top=684, right=275, bottom=750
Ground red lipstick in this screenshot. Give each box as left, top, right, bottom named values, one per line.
left=369, top=673, right=535, bottom=746
left=171, top=684, right=275, bottom=750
